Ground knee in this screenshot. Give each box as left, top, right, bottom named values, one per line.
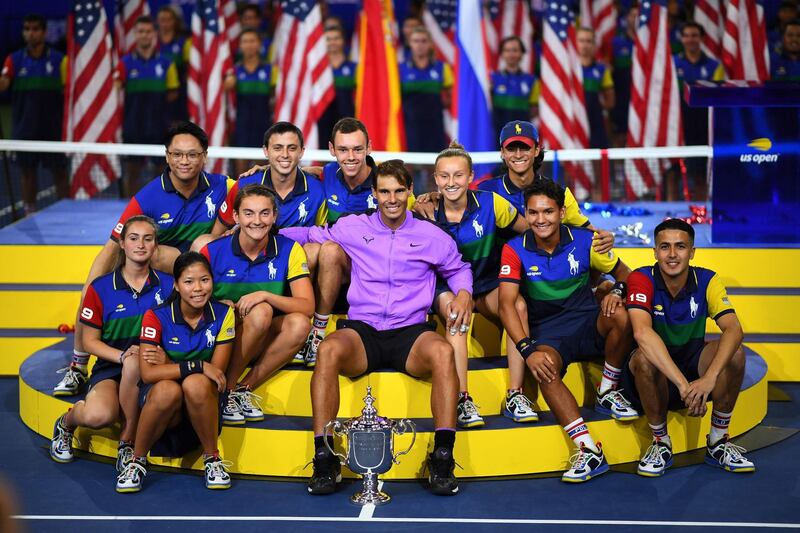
left=121, top=355, right=140, bottom=381
left=430, top=343, right=456, bottom=374
left=315, top=340, right=342, bottom=371
left=149, top=381, right=183, bottom=411
left=612, top=307, right=631, bottom=331
left=189, top=234, right=214, bottom=253
left=303, top=243, right=320, bottom=269
left=319, top=241, right=346, bottom=266
left=728, top=346, right=746, bottom=374
left=81, top=403, right=118, bottom=429
left=285, top=313, right=312, bottom=341
left=629, top=351, right=658, bottom=379
left=182, top=374, right=215, bottom=405
left=244, top=303, right=273, bottom=331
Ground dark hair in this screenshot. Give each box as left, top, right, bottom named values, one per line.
left=523, top=178, right=565, bottom=209
left=234, top=183, right=278, bottom=213
left=116, top=215, right=159, bottom=268
left=499, top=35, right=526, bottom=55
left=374, top=159, right=413, bottom=190
left=681, top=21, right=705, bottom=37
left=23, top=14, right=46, bottom=30
left=784, top=18, right=800, bottom=34
left=157, top=5, right=185, bottom=34
left=654, top=218, right=695, bottom=244
left=164, top=121, right=209, bottom=151
left=135, top=15, right=155, bottom=27
left=239, top=27, right=261, bottom=41
left=263, top=121, right=304, bottom=148
left=330, top=117, right=370, bottom=146
left=239, top=4, right=261, bottom=19
left=173, top=251, right=212, bottom=281
left=435, top=140, right=473, bottom=175
left=501, top=141, right=546, bottom=174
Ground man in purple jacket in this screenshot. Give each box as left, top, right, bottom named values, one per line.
left=283, top=160, right=472, bottom=496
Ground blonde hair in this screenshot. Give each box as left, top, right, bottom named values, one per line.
left=434, top=140, right=473, bottom=174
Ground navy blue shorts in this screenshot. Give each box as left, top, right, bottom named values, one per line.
left=88, top=359, right=122, bottom=390
left=621, top=344, right=705, bottom=412
left=534, top=310, right=605, bottom=377
left=13, top=151, right=67, bottom=169
left=138, top=379, right=224, bottom=458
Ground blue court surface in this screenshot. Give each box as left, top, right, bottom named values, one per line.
left=2, top=376, right=800, bottom=532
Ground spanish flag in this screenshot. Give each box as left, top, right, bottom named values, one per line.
left=354, top=0, right=406, bottom=151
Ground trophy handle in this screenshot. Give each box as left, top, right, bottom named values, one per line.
left=323, top=420, right=348, bottom=465
left=391, top=419, right=416, bottom=464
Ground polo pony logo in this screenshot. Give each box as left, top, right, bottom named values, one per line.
left=268, top=260, right=277, bottom=280
left=567, top=249, right=580, bottom=276
left=515, top=123, right=522, bottom=134
left=472, top=219, right=484, bottom=238
left=690, top=296, right=698, bottom=318
left=205, top=328, right=215, bottom=348
left=205, top=195, right=216, bottom=218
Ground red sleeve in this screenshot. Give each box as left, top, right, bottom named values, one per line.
left=217, top=181, right=238, bottom=227
left=79, top=284, right=104, bottom=329
left=111, top=197, right=144, bottom=241
left=626, top=271, right=654, bottom=313
left=199, top=244, right=211, bottom=262
left=1, top=55, right=14, bottom=79
left=499, top=244, right=522, bottom=283
left=139, top=310, right=163, bottom=345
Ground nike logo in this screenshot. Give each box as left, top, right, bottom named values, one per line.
left=363, top=235, right=374, bottom=244
left=410, top=243, right=422, bottom=247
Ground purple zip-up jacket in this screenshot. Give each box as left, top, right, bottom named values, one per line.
left=281, top=211, right=472, bottom=330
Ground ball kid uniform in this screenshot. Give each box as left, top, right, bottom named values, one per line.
left=231, top=61, right=276, bottom=147
left=499, top=226, right=620, bottom=374
left=317, top=61, right=356, bottom=145
left=80, top=269, right=174, bottom=387
left=399, top=59, right=453, bottom=152
left=116, top=52, right=179, bottom=145
left=200, top=231, right=309, bottom=307
left=624, top=265, right=735, bottom=408
left=433, top=190, right=518, bottom=296
left=111, top=171, right=233, bottom=252
left=673, top=52, right=724, bottom=146
left=610, top=34, right=633, bottom=135
left=138, top=299, right=235, bottom=456
left=218, top=168, right=327, bottom=229
left=490, top=70, right=538, bottom=142
left=770, top=51, right=800, bottom=83
left=582, top=61, right=613, bottom=149
left=158, top=36, right=191, bottom=123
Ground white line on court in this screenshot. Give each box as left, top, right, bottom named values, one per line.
left=11, top=516, right=800, bottom=528
left=356, top=480, right=383, bottom=520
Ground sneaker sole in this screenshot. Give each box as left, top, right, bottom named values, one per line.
left=503, top=410, right=539, bottom=423
left=594, top=404, right=639, bottom=421
left=221, top=418, right=246, bottom=426
left=49, top=452, right=73, bottom=464
left=428, top=479, right=459, bottom=495
left=52, top=389, right=82, bottom=397
left=206, top=482, right=232, bottom=490
left=704, top=455, right=756, bottom=472
left=244, top=415, right=265, bottom=422
left=305, top=361, right=317, bottom=368
left=457, top=419, right=485, bottom=429
left=637, top=458, right=673, bottom=477
left=307, top=473, right=342, bottom=495
left=561, top=462, right=610, bottom=483
left=116, top=486, right=142, bottom=493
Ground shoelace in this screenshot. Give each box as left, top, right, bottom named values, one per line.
left=55, top=419, right=80, bottom=451
left=118, top=446, right=135, bottom=466
left=509, top=394, right=535, bottom=413
left=205, top=459, right=233, bottom=479
left=567, top=448, right=592, bottom=471
left=642, top=442, right=667, bottom=465
left=720, top=441, right=749, bottom=464
left=309, top=331, right=325, bottom=350
left=118, top=461, right=147, bottom=484
left=237, top=390, right=263, bottom=412
left=604, top=389, right=633, bottom=408
left=461, top=399, right=480, bottom=417
left=225, top=394, right=242, bottom=414
left=55, top=366, right=84, bottom=386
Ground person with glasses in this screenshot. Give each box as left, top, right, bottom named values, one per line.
left=54, top=121, right=234, bottom=398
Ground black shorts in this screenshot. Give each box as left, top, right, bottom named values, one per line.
left=337, top=319, right=436, bottom=376
left=622, top=344, right=705, bottom=412
left=534, top=310, right=605, bottom=377
left=138, top=379, right=224, bottom=457
left=88, top=359, right=123, bottom=390
left=12, top=151, right=67, bottom=169
left=331, top=281, right=351, bottom=315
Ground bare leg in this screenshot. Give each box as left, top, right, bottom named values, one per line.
left=303, top=243, right=321, bottom=277
left=132, top=381, right=183, bottom=457
left=629, top=350, right=669, bottom=426
left=239, top=313, right=311, bottom=389
left=698, top=341, right=746, bottom=413
left=151, top=245, right=181, bottom=273
left=226, top=303, right=273, bottom=386
left=596, top=306, right=634, bottom=369
left=532, top=347, right=581, bottom=426
left=405, top=332, right=458, bottom=429
left=119, top=356, right=142, bottom=442
left=64, top=380, right=120, bottom=429
left=434, top=292, right=469, bottom=392
left=182, top=374, right=220, bottom=455
left=315, top=241, right=350, bottom=314
left=20, top=165, right=38, bottom=213
left=475, top=290, right=529, bottom=390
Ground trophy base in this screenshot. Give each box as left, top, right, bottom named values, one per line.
left=350, top=490, right=391, bottom=506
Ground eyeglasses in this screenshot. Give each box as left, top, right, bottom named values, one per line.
left=167, top=151, right=206, bottom=162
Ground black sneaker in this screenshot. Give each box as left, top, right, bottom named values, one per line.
left=307, top=447, right=341, bottom=495
left=427, top=447, right=459, bottom=495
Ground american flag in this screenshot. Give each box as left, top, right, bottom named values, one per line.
left=539, top=0, right=593, bottom=199
left=273, top=0, right=334, bottom=150
left=114, top=0, right=150, bottom=61
left=188, top=0, right=233, bottom=173
left=221, top=0, right=241, bottom=50
left=722, top=0, right=770, bottom=81
left=65, top=0, right=122, bottom=198
left=625, top=0, right=682, bottom=199
left=484, top=0, right=536, bottom=73
left=579, top=0, right=616, bottom=62
left=694, top=0, right=724, bottom=59
left=421, top=0, right=457, bottom=66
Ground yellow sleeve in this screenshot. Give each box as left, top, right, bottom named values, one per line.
left=314, top=200, right=328, bottom=227
left=166, top=63, right=179, bottom=90
left=706, top=273, right=735, bottom=320
left=601, top=66, right=614, bottom=89
left=60, top=56, right=68, bottom=85
left=287, top=241, right=310, bottom=281
left=270, top=65, right=279, bottom=87
left=226, top=177, right=236, bottom=194
left=492, top=193, right=517, bottom=229
left=529, top=78, right=540, bottom=105
left=407, top=193, right=416, bottom=210
left=563, top=187, right=590, bottom=227
left=442, top=63, right=453, bottom=89
left=216, top=306, right=236, bottom=344
left=712, top=64, right=725, bottom=82
left=590, top=245, right=619, bottom=274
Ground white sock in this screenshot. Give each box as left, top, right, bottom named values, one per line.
left=709, top=409, right=732, bottom=445
left=564, top=418, right=596, bottom=451
left=649, top=421, right=671, bottom=447
left=312, top=313, right=329, bottom=336
left=598, top=362, right=622, bottom=394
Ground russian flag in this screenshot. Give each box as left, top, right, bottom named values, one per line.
left=454, top=2, right=495, bottom=178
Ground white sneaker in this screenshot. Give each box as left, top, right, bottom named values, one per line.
left=53, top=365, right=88, bottom=397
left=562, top=443, right=609, bottom=483
left=221, top=392, right=245, bottom=426
left=503, top=392, right=539, bottom=423
left=637, top=439, right=673, bottom=477
left=456, top=396, right=485, bottom=428
left=204, top=456, right=233, bottom=489
left=595, top=388, right=639, bottom=420
left=234, top=389, right=264, bottom=422
left=50, top=414, right=74, bottom=463
left=705, top=435, right=756, bottom=473
left=305, top=329, right=325, bottom=367
left=116, top=442, right=135, bottom=473
left=116, top=458, right=147, bottom=493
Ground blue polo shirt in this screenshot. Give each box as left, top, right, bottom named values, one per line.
left=231, top=61, right=275, bottom=147
left=1, top=47, right=66, bottom=140
left=499, top=226, right=619, bottom=337
left=611, top=34, right=634, bottom=134
left=200, top=231, right=309, bottom=303
left=771, top=52, right=800, bottom=82
left=112, top=170, right=234, bottom=252
left=117, top=51, right=179, bottom=144
left=582, top=61, right=613, bottom=149
left=140, top=299, right=235, bottom=362
left=333, top=60, right=356, bottom=118
left=399, top=59, right=452, bottom=152
left=218, top=168, right=327, bottom=229
left=674, top=52, right=725, bottom=145
left=321, top=156, right=378, bottom=224
left=490, top=70, right=537, bottom=137
left=627, top=265, right=735, bottom=364
left=434, top=190, right=517, bottom=295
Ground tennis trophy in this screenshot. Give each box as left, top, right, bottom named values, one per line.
left=324, top=386, right=416, bottom=505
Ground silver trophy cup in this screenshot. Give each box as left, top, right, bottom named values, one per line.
left=324, top=386, right=416, bottom=505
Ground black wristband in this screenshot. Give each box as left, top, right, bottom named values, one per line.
left=179, top=360, right=203, bottom=379
left=515, top=337, right=537, bottom=360
left=610, top=281, right=627, bottom=298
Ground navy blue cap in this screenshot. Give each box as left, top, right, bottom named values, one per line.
left=499, top=120, right=539, bottom=147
